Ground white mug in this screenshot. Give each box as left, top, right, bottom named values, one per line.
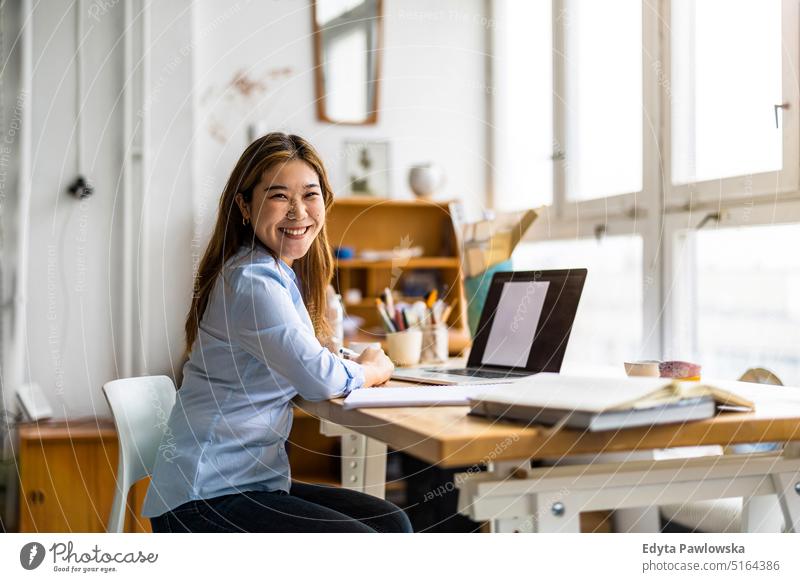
left=624, top=360, right=661, bottom=378
left=386, top=330, right=423, bottom=367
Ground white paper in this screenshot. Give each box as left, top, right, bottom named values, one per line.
left=343, top=384, right=510, bottom=409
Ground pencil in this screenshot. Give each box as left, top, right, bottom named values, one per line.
left=425, top=289, right=438, bottom=309
left=441, top=303, right=453, bottom=324
left=384, top=287, right=395, bottom=318
left=375, top=298, right=397, bottom=332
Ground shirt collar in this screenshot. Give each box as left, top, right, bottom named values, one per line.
left=248, top=241, right=297, bottom=282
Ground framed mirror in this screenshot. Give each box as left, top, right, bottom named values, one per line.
left=312, top=0, right=383, bottom=125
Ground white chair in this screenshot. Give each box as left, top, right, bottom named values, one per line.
left=102, top=375, right=177, bottom=533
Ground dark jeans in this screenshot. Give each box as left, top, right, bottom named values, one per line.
left=150, top=481, right=413, bottom=533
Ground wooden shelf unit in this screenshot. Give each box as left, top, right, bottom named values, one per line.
left=327, top=197, right=469, bottom=350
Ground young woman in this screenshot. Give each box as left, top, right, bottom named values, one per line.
left=141, top=133, right=412, bottom=533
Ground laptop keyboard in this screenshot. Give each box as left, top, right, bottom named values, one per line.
left=432, top=368, right=521, bottom=379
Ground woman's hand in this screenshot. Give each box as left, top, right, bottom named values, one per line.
left=356, top=347, right=394, bottom=387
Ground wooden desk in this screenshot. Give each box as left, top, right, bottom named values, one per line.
left=297, top=378, right=800, bottom=532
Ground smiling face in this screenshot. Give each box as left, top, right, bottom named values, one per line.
left=235, top=159, right=326, bottom=267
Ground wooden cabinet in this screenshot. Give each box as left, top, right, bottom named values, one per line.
left=326, top=197, right=471, bottom=354
left=17, top=420, right=150, bottom=533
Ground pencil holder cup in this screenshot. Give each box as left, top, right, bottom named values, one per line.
left=386, top=329, right=423, bottom=366
left=421, top=323, right=448, bottom=364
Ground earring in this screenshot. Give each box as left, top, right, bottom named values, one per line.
left=242, top=216, right=249, bottom=226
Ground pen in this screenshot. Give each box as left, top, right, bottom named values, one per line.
left=338, top=347, right=359, bottom=360
left=375, top=298, right=397, bottom=332
left=384, top=287, right=395, bottom=318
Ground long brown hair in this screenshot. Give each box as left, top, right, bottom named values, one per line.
left=185, top=132, right=335, bottom=355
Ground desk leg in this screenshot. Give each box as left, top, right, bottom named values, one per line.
left=321, top=422, right=387, bottom=500
left=772, top=443, right=800, bottom=532
left=612, top=507, right=661, bottom=533
left=490, top=492, right=581, bottom=533
left=742, top=495, right=783, bottom=532
left=485, top=460, right=531, bottom=533
left=481, top=460, right=579, bottom=533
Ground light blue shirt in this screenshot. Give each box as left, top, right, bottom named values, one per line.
left=142, top=244, right=365, bottom=518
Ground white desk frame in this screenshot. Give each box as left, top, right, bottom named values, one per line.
left=320, top=420, right=387, bottom=500
left=320, top=419, right=800, bottom=533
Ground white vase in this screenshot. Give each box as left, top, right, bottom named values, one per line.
left=408, top=164, right=445, bottom=198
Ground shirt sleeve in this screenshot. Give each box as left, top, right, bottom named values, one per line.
left=231, top=265, right=365, bottom=401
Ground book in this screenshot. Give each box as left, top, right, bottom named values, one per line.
left=470, top=394, right=717, bottom=432
left=467, top=373, right=754, bottom=432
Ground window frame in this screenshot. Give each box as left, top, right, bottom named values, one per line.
left=661, top=197, right=800, bottom=362
left=661, top=0, right=800, bottom=209
left=492, top=0, right=800, bottom=364
left=552, top=0, right=658, bottom=221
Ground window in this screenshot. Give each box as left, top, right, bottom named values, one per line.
left=493, top=0, right=647, bottom=215
left=492, top=0, right=553, bottom=211
left=668, top=0, right=799, bottom=201
left=493, top=1, right=800, bottom=377
left=561, top=0, right=643, bottom=202
left=669, top=223, right=800, bottom=385
left=512, top=235, right=643, bottom=371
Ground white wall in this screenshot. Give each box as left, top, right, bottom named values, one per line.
left=22, top=1, right=194, bottom=419
left=26, top=1, right=126, bottom=419
left=193, top=0, right=491, bottom=242
left=1, top=0, right=24, bottom=427
left=16, top=0, right=489, bottom=419
left=141, top=1, right=195, bottom=384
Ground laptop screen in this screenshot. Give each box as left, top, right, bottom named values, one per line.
left=481, top=280, right=550, bottom=367
left=467, top=269, right=587, bottom=373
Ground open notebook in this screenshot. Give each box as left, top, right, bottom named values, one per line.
left=467, top=373, right=754, bottom=432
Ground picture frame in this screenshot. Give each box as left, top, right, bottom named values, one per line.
left=342, top=140, right=390, bottom=197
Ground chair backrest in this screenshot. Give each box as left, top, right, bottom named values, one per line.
left=102, top=375, right=177, bottom=532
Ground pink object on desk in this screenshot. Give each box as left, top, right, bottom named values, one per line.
left=660, top=360, right=702, bottom=380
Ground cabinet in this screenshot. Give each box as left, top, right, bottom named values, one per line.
left=17, top=420, right=150, bottom=533
left=326, top=197, right=471, bottom=354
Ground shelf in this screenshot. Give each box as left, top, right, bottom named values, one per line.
left=333, top=196, right=455, bottom=209
left=335, top=257, right=461, bottom=269
left=344, top=295, right=443, bottom=309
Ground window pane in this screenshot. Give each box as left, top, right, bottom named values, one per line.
left=563, top=0, right=643, bottom=201
left=671, top=0, right=782, bottom=184
left=672, top=224, right=800, bottom=385
left=493, top=0, right=553, bottom=210
left=512, top=236, right=643, bottom=371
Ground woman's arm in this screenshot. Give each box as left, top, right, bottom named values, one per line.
left=232, top=265, right=371, bottom=400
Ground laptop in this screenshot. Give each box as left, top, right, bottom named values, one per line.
left=391, top=268, right=587, bottom=385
